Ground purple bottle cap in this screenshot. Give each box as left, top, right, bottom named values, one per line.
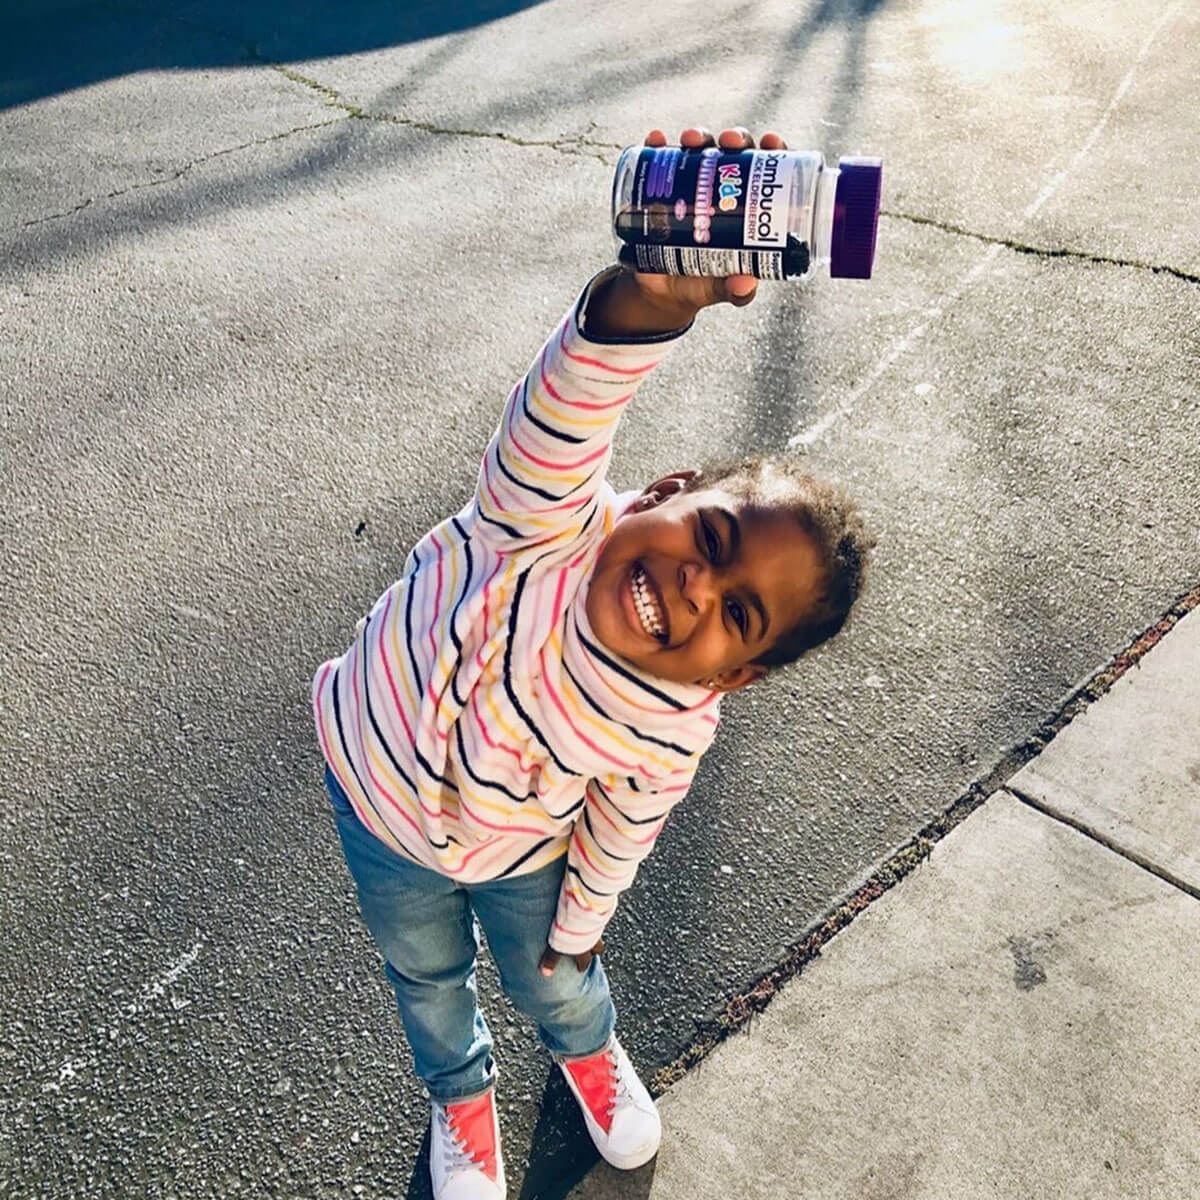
left=830, top=157, right=883, bottom=279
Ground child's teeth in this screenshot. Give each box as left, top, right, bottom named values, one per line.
left=632, top=567, right=663, bottom=638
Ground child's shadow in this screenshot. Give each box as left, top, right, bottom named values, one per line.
left=402, top=1066, right=657, bottom=1200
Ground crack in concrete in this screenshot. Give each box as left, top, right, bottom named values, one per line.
left=883, top=208, right=1199, bottom=284
left=270, top=65, right=622, bottom=164
left=12, top=119, right=344, bottom=233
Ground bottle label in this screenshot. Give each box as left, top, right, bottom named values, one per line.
left=744, top=152, right=796, bottom=248
left=614, top=146, right=805, bottom=277
left=627, top=244, right=786, bottom=280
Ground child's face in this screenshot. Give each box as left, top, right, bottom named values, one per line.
left=586, top=471, right=824, bottom=691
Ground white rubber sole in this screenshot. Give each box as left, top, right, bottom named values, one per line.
left=558, top=1062, right=662, bottom=1170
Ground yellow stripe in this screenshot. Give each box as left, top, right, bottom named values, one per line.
left=526, top=380, right=615, bottom=434
left=383, top=580, right=449, bottom=810
left=548, top=627, right=677, bottom=775
left=323, top=664, right=432, bottom=863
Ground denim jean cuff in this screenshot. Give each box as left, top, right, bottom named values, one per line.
left=429, top=1079, right=497, bottom=1106
left=553, top=1032, right=615, bottom=1065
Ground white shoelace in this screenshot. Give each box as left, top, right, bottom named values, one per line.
left=606, top=1050, right=637, bottom=1119
left=435, top=1104, right=482, bottom=1174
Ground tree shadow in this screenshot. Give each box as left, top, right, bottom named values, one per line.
left=0, top=0, right=550, bottom=111
left=740, top=0, right=890, bottom=458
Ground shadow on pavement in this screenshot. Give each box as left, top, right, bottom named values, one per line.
left=1, top=0, right=548, bottom=110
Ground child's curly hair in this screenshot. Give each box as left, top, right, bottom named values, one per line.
left=680, top=453, right=875, bottom=670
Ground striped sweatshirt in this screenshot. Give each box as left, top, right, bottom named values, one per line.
left=312, top=268, right=723, bottom=954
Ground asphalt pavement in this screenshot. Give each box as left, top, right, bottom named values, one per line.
left=1, top=1, right=1197, bottom=1198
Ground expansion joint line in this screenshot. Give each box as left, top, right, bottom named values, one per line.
left=883, top=209, right=1199, bottom=284
left=15, top=119, right=343, bottom=231
left=1008, top=784, right=1200, bottom=902
left=270, top=65, right=621, bottom=164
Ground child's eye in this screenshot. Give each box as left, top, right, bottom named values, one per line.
left=700, top=516, right=719, bottom=560
left=726, top=598, right=748, bottom=635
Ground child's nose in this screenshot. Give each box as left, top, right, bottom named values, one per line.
left=678, top=560, right=718, bottom=613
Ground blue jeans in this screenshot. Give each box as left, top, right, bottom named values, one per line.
left=326, top=766, right=616, bottom=1102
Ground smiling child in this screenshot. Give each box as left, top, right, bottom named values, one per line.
left=313, top=125, right=872, bottom=1200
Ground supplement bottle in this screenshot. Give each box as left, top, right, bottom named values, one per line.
left=612, top=145, right=882, bottom=280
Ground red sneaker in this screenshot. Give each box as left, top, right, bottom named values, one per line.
left=559, top=1035, right=662, bottom=1169
left=429, top=1090, right=506, bottom=1199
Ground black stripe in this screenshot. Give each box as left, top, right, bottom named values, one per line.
left=503, top=569, right=572, bottom=774
left=445, top=520, right=470, bottom=657
left=520, top=375, right=587, bottom=443
left=454, top=719, right=536, bottom=804
left=545, top=793, right=587, bottom=821
left=496, top=449, right=599, bottom=504
left=496, top=452, right=574, bottom=503
left=360, top=628, right=419, bottom=800
left=577, top=629, right=689, bottom=711
left=364, top=613, right=460, bottom=798
left=491, top=837, right=556, bottom=879
left=330, top=667, right=370, bottom=805
left=475, top=506, right=525, bottom=541
left=447, top=518, right=472, bottom=707
left=403, top=545, right=424, bottom=697
left=591, top=778, right=670, bottom=826
left=561, top=658, right=692, bottom=756
left=476, top=490, right=598, bottom=553
left=358, top=622, right=451, bottom=850
left=329, top=668, right=423, bottom=862
left=567, top=864, right=617, bottom=898
left=583, top=807, right=635, bottom=861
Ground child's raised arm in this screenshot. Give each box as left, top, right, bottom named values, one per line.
left=469, top=267, right=690, bottom=558
left=470, top=126, right=780, bottom=559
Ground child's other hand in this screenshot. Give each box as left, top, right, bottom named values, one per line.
left=539, top=938, right=605, bottom=976
left=635, top=125, right=790, bottom=314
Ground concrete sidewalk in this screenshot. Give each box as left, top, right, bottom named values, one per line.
left=570, top=606, right=1200, bottom=1200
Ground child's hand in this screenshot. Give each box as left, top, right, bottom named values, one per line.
left=635, top=126, right=790, bottom=314
left=538, top=938, right=605, bottom=976
left=584, top=126, right=789, bottom=339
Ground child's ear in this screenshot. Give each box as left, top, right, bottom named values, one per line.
left=632, top=469, right=699, bottom=512
left=704, top=663, right=768, bottom=692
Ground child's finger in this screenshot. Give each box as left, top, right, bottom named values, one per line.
left=759, top=131, right=788, bottom=150
left=643, top=128, right=668, bottom=147
left=721, top=276, right=758, bottom=307
left=718, top=127, right=754, bottom=150
left=539, top=947, right=560, bottom=976
left=679, top=126, right=716, bottom=150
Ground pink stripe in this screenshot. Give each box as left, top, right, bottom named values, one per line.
left=468, top=688, right=523, bottom=764
left=313, top=662, right=343, bottom=785
left=539, top=353, right=631, bottom=411
left=558, top=321, right=658, bottom=376
left=483, top=454, right=585, bottom=517
left=572, top=830, right=624, bottom=881
left=550, top=565, right=570, bottom=630
left=506, top=421, right=608, bottom=472
left=474, top=558, right=506, bottom=672
left=539, top=647, right=633, bottom=771
left=363, top=748, right=443, bottom=826
left=374, top=591, right=418, bottom=750
left=590, top=792, right=664, bottom=845
left=424, top=531, right=447, bottom=704
left=457, top=792, right=547, bottom=838
left=350, top=626, right=450, bottom=825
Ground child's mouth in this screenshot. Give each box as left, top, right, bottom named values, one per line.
left=624, top=562, right=668, bottom=645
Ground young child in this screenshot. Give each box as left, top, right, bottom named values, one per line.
left=313, top=125, right=871, bottom=1200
